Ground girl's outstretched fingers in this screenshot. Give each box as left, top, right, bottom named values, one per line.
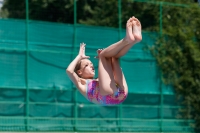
left=79, top=42, right=90, bottom=59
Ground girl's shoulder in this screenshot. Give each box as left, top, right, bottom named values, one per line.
left=77, top=78, right=98, bottom=97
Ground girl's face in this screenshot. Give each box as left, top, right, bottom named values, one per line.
left=78, top=59, right=95, bottom=79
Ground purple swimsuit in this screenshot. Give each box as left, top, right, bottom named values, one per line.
left=86, top=80, right=127, bottom=105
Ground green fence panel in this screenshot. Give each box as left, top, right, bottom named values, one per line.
left=0, top=19, right=194, bottom=132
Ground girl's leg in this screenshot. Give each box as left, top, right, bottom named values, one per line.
left=97, top=17, right=135, bottom=95
left=110, top=18, right=142, bottom=94
left=97, top=17, right=142, bottom=95
left=99, top=17, right=135, bottom=58
left=94, top=17, right=142, bottom=59
left=111, top=58, right=128, bottom=95
left=114, top=17, right=142, bottom=58
left=98, top=18, right=135, bottom=95
left=98, top=57, right=118, bottom=95
left=98, top=57, right=128, bottom=96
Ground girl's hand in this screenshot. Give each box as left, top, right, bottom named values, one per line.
left=78, top=43, right=90, bottom=59
left=94, top=48, right=104, bottom=59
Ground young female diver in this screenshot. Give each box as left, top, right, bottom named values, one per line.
left=66, top=16, right=142, bottom=105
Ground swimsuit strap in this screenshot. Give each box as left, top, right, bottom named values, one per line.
left=85, top=79, right=90, bottom=101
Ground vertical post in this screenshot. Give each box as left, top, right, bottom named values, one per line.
left=159, top=2, right=163, bottom=132
left=159, top=2, right=163, bottom=36
left=159, top=77, right=164, bottom=132
left=73, top=0, right=78, bottom=131
left=74, top=0, right=77, bottom=27
left=118, top=0, right=122, bottom=35
left=25, top=0, right=29, bottom=131
left=118, top=0, right=122, bottom=132
left=159, top=78, right=163, bottom=132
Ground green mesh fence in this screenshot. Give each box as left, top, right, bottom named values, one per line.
left=0, top=19, right=195, bottom=132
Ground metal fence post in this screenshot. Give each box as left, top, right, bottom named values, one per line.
left=159, top=2, right=163, bottom=36
left=73, top=0, right=78, bottom=131
left=159, top=3, right=163, bottom=132
left=118, top=0, right=122, bottom=131
left=25, top=0, right=30, bottom=131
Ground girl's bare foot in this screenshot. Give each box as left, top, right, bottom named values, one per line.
left=131, top=17, right=142, bottom=43
left=124, top=17, right=135, bottom=44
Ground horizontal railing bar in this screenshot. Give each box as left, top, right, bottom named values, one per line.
left=0, top=117, right=195, bottom=122
left=0, top=86, right=74, bottom=91
left=0, top=124, right=194, bottom=129
left=131, top=0, right=189, bottom=7
left=0, top=86, right=175, bottom=95
left=0, top=101, right=185, bottom=108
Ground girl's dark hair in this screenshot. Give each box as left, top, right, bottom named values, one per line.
left=74, top=60, right=82, bottom=77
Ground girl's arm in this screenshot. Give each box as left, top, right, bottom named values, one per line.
left=66, top=55, right=81, bottom=87
left=66, top=43, right=89, bottom=88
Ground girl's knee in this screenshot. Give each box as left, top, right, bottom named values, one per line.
left=99, top=50, right=113, bottom=59
left=99, top=51, right=106, bottom=58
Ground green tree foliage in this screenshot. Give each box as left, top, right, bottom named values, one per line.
left=150, top=2, right=200, bottom=131
left=1, top=0, right=74, bottom=23
left=77, top=0, right=160, bottom=30
left=1, top=0, right=198, bottom=30
left=0, top=0, right=160, bottom=30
